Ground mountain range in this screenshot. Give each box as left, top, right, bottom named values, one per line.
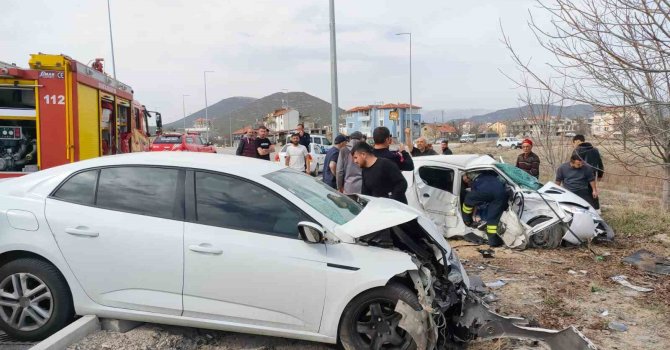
left=164, top=92, right=344, bottom=138
left=164, top=91, right=595, bottom=139
left=468, top=104, right=594, bottom=124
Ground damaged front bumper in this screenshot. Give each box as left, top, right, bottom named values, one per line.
left=399, top=254, right=597, bottom=350
left=456, top=296, right=597, bottom=350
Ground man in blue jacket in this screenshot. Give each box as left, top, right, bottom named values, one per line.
left=461, top=171, right=509, bottom=247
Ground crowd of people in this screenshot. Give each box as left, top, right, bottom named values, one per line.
left=234, top=123, right=604, bottom=246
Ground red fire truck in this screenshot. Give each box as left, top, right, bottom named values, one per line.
left=0, top=53, right=162, bottom=178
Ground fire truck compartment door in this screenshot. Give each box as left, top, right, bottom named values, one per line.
left=77, top=83, right=100, bottom=160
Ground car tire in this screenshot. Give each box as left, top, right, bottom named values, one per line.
left=0, top=258, right=74, bottom=341
left=339, top=283, right=421, bottom=350
left=496, top=145, right=502, bottom=148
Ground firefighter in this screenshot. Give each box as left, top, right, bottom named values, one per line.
left=461, top=171, right=508, bottom=247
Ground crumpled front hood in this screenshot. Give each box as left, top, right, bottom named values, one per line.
left=334, top=197, right=423, bottom=239
left=334, top=197, right=452, bottom=251
left=537, top=182, right=592, bottom=209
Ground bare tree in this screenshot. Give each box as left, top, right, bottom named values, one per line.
left=517, top=90, right=574, bottom=171
left=502, top=0, right=670, bottom=209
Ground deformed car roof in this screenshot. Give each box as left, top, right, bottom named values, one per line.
left=412, top=154, right=497, bottom=169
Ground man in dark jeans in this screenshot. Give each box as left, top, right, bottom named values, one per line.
left=371, top=126, right=414, bottom=171
left=573, top=134, right=603, bottom=212
left=556, top=154, right=599, bottom=209
left=351, top=142, right=408, bottom=204
left=296, top=123, right=311, bottom=149
left=322, top=135, right=347, bottom=189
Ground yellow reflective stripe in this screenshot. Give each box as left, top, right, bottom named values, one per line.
left=462, top=204, right=473, bottom=214
left=486, top=225, right=497, bottom=233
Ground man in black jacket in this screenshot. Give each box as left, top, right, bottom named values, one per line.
left=371, top=126, right=414, bottom=171
left=352, top=142, right=408, bottom=204
left=573, top=135, right=604, bottom=211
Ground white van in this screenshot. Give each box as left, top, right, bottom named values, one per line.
left=459, top=134, right=476, bottom=143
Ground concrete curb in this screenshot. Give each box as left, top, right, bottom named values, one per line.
left=30, top=315, right=100, bottom=350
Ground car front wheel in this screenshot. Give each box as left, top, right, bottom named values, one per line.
left=0, top=258, right=73, bottom=341
left=339, top=283, right=421, bottom=350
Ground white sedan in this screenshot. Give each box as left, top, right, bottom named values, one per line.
left=274, top=143, right=326, bottom=175
left=404, top=154, right=614, bottom=249
left=0, top=153, right=595, bottom=349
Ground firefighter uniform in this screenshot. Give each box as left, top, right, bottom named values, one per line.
left=461, top=172, right=509, bottom=247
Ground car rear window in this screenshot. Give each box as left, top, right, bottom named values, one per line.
left=154, top=135, right=182, bottom=144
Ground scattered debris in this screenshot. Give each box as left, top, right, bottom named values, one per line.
left=477, top=265, right=486, bottom=270
left=568, top=270, right=587, bottom=276
left=483, top=293, right=499, bottom=303
left=599, top=309, right=609, bottom=317
left=463, top=232, right=486, bottom=245
left=485, top=280, right=507, bottom=288
left=579, top=270, right=588, bottom=274
left=611, top=275, right=653, bottom=292
left=568, top=270, right=578, bottom=275
left=622, top=249, right=670, bottom=275
left=477, top=248, right=495, bottom=259
left=608, top=321, right=628, bottom=332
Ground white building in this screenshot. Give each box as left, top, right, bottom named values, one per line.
left=592, top=107, right=639, bottom=137
left=264, top=108, right=300, bottom=132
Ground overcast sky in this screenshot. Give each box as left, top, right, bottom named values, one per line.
left=3, top=0, right=554, bottom=123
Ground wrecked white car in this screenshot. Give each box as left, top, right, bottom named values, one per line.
left=404, top=154, right=614, bottom=249
left=0, top=153, right=595, bottom=349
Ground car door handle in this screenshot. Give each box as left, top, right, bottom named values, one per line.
left=65, top=227, right=99, bottom=237
left=189, top=244, right=223, bottom=255
left=423, top=193, right=430, bottom=198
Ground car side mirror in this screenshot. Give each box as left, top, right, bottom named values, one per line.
left=298, top=221, right=324, bottom=243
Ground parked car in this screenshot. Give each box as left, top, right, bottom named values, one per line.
left=275, top=143, right=325, bottom=176
left=150, top=132, right=216, bottom=153
left=403, top=154, right=614, bottom=249
left=310, top=135, right=332, bottom=150
left=565, top=132, right=577, bottom=137
left=459, top=134, right=477, bottom=143
left=0, top=152, right=594, bottom=348
left=496, top=137, right=522, bottom=149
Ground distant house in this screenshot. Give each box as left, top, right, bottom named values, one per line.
left=344, top=103, right=421, bottom=140
left=421, top=123, right=458, bottom=142
left=508, top=116, right=579, bottom=137
left=592, top=107, right=639, bottom=137
left=487, top=122, right=508, bottom=136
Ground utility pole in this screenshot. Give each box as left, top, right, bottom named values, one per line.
left=329, top=0, right=340, bottom=138
left=203, top=70, right=214, bottom=142
left=396, top=32, right=412, bottom=142
left=441, top=110, right=444, bottom=124
left=106, top=0, right=117, bottom=80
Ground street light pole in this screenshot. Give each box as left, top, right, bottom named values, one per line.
left=106, top=0, right=117, bottom=80
left=329, top=0, right=340, bottom=139
left=182, top=94, right=190, bottom=132
left=396, top=32, right=412, bottom=143
left=203, top=70, right=214, bottom=142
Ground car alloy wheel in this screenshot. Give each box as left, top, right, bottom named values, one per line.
left=0, top=273, right=53, bottom=332
left=354, top=299, right=412, bottom=350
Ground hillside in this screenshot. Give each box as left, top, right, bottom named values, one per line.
left=422, top=108, right=493, bottom=123
left=208, top=92, right=344, bottom=135
left=469, top=104, right=594, bottom=123
left=163, top=96, right=257, bottom=129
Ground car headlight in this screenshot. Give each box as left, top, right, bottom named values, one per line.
left=560, top=204, right=599, bottom=220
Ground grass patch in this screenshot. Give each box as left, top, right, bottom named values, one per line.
left=602, top=204, right=670, bottom=238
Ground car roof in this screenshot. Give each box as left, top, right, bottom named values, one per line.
left=0, top=153, right=283, bottom=196
left=413, top=154, right=497, bottom=169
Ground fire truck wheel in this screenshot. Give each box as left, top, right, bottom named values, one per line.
left=0, top=258, right=74, bottom=341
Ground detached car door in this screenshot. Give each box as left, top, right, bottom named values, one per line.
left=45, top=166, right=185, bottom=315
left=182, top=171, right=327, bottom=332
left=413, top=163, right=460, bottom=230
